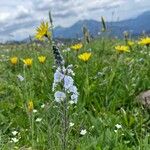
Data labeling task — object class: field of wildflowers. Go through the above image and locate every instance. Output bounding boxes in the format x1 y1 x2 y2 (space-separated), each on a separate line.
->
0 18 150 150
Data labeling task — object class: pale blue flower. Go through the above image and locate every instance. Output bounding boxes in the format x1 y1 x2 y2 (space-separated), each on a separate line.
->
54 91 66 102
64 75 74 90
54 69 64 83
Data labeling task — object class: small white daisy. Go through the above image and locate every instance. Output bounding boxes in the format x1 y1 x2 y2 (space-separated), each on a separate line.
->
41 104 45 108
35 118 42 122
69 122 74 127
91 126 94 129
80 129 87 135
11 137 19 143
33 109 38 113
12 131 18 136
115 124 122 129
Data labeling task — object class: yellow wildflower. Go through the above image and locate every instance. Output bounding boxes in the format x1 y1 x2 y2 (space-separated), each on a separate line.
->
23 58 33 67
127 41 134 46
35 21 51 41
10 57 18 65
38 56 46 63
28 100 34 112
78 52 91 62
115 45 130 53
138 37 150 46
71 43 83 51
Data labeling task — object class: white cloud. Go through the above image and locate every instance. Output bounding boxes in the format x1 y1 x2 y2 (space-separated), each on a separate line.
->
0 0 150 41
0 12 10 23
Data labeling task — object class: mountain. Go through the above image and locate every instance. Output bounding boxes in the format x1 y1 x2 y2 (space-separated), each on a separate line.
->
53 11 150 39
54 20 100 39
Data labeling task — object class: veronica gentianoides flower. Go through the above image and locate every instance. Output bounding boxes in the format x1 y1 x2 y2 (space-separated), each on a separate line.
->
38 56 46 63
10 57 18 65
71 43 83 51
115 45 130 53
23 58 33 67
54 91 66 103
78 52 92 62
35 21 51 41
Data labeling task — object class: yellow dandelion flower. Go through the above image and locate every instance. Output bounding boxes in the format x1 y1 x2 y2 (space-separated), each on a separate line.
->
10 57 18 65
71 43 83 51
78 52 91 62
115 45 130 53
138 37 150 46
28 100 34 112
127 41 134 46
38 56 46 63
35 21 51 41
23 58 33 67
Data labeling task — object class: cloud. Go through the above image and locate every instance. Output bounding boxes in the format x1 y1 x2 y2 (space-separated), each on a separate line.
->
0 0 150 41
0 12 10 23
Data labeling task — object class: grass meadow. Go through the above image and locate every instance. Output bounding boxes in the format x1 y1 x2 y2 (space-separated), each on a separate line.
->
0 23 150 150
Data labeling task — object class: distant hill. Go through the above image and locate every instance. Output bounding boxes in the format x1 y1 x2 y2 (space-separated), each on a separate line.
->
53 11 150 39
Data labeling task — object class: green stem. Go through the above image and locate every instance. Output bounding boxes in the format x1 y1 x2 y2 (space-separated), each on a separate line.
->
84 62 89 104
61 97 68 150
30 113 35 149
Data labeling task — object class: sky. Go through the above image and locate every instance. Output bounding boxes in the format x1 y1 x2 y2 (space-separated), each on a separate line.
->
0 0 150 42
